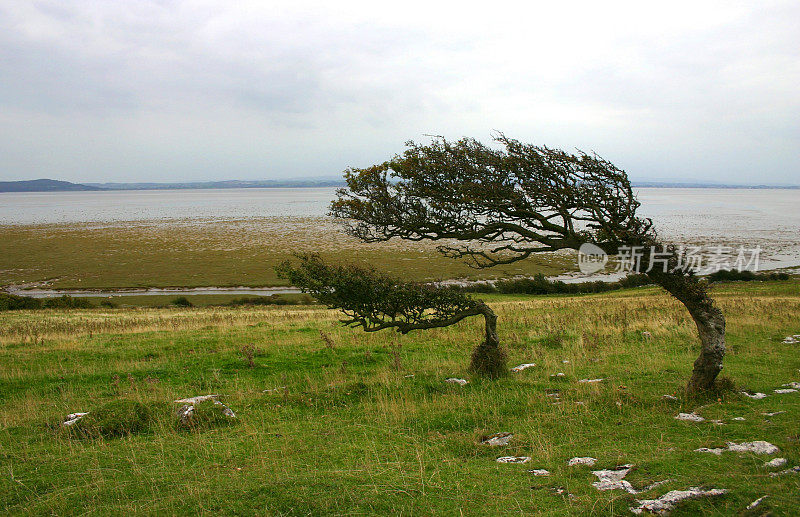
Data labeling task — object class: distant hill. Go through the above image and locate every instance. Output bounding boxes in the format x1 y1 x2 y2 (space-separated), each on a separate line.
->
85 178 346 190
0 179 104 193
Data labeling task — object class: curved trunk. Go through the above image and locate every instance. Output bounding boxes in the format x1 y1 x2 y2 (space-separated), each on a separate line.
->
468 302 507 378
648 271 726 393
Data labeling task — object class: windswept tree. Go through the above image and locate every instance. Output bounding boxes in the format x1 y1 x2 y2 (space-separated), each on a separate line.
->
276 253 507 377
330 135 726 393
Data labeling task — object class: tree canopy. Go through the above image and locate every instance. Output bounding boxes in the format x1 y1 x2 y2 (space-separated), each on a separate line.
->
329 134 727 393
276 253 506 377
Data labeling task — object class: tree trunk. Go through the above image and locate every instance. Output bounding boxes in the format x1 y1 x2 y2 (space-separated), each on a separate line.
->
468 302 507 378
648 270 726 393
685 304 726 393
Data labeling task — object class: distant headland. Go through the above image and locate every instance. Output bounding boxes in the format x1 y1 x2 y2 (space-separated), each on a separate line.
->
1 177 797 193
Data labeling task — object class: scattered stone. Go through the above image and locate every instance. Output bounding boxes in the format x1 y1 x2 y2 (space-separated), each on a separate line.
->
768 465 800 477
630 487 727 515
773 388 797 394
762 411 785 416
696 441 779 455
591 465 671 495
782 336 798 344
731 417 746 421
781 381 800 389
482 432 513 446
741 392 767 399
591 465 635 493
445 378 468 386
549 487 576 499
528 469 550 476
746 496 767 511
403 374 415 378
262 386 287 393
764 457 787 468
496 456 530 464
62 412 88 427
642 331 652 341
567 456 597 467
551 372 566 378
510 363 536 372
675 413 704 422
546 391 560 398
174 394 220 404
662 395 678 401
562 359 570 364
175 396 236 426
578 378 604 383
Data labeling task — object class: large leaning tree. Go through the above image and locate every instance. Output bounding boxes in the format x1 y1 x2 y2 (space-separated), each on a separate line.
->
276 253 507 377
330 134 726 393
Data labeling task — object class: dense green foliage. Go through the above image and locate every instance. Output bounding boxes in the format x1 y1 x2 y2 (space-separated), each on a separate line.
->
276 253 482 334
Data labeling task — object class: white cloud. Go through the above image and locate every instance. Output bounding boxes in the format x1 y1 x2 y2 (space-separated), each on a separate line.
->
0 0 798 183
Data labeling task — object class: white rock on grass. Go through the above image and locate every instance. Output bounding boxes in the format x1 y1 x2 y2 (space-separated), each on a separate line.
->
591 465 635 493
174 394 220 404
731 417 746 421
782 337 798 344
445 378 468 386
630 487 728 515
528 469 550 476
764 458 787 468
662 395 678 401
567 456 597 466
746 496 768 511
741 392 767 399
551 372 566 378
482 432 513 446
262 386 287 393
591 465 671 495
62 412 88 427
496 456 530 464
774 388 797 394
175 396 236 426
768 466 800 477
696 441 779 455
510 363 536 372
762 411 785 417
675 413 704 422
782 382 800 389
578 378 604 383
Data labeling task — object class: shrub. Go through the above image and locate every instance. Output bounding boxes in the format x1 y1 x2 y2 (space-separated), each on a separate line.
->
708 269 790 282
43 295 93 309
0 293 42 311
171 296 194 307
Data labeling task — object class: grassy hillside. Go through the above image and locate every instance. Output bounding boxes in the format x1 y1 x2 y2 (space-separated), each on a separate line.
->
1 281 799 514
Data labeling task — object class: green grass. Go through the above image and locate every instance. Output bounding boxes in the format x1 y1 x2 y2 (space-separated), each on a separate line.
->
1 281 799 514
0 217 573 289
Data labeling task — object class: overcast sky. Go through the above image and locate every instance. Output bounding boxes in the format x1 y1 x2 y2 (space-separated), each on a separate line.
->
1 1 798 184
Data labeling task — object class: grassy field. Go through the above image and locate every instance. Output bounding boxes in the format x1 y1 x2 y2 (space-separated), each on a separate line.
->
0 218 574 289
1 281 799 515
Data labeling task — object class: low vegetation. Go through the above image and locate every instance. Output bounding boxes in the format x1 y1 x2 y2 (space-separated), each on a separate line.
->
1 280 799 514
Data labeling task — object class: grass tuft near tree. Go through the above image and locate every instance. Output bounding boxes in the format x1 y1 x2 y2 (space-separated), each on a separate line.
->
331 134 727 393
276 253 507 378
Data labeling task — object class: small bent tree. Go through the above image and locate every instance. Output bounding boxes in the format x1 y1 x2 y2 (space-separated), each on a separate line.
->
330 135 726 393
276 253 507 378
